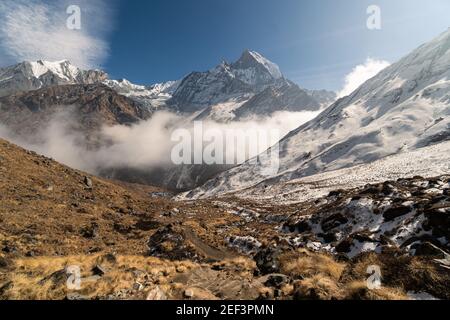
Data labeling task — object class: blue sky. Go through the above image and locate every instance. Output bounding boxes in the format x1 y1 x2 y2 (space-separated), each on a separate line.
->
1 0 450 91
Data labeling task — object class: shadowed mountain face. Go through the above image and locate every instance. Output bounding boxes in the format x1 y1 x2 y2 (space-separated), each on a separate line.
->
233 81 319 120
0 84 150 139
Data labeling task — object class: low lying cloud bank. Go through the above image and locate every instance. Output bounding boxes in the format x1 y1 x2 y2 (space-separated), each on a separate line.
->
0 109 320 178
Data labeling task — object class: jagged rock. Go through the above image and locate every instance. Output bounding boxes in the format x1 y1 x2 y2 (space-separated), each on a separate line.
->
2 243 17 254
258 287 275 300
133 282 144 291
183 287 218 300
414 242 448 258
80 222 98 239
254 247 282 275
321 213 349 232
84 176 93 188
39 269 67 286
383 206 411 221
294 220 311 233
66 293 90 301
184 288 194 298
227 236 262 255
382 183 396 195
423 209 450 239
147 224 197 260
92 265 107 276
264 274 290 288
0 282 13 296
335 238 353 254
0 256 10 269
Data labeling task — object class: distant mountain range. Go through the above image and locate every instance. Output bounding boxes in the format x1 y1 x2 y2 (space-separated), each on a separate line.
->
0 50 336 122
0 50 336 190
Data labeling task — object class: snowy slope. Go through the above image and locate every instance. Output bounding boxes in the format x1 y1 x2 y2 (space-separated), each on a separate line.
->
185 140 450 203
0 60 107 97
184 28 450 199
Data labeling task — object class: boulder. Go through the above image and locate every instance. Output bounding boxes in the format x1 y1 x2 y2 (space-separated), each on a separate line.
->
322 213 349 232
146 286 167 300
383 206 411 221
264 274 290 288
254 247 283 275
414 242 448 258
84 176 93 188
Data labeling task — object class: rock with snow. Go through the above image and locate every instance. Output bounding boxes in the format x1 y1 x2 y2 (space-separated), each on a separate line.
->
281 175 450 259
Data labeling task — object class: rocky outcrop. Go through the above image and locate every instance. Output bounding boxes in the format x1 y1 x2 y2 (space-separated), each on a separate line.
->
282 176 450 259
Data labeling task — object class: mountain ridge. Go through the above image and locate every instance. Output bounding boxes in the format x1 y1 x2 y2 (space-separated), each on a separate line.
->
0 51 336 121
0 60 107 97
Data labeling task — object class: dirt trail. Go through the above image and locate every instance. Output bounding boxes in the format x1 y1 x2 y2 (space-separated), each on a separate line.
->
183 228 236 261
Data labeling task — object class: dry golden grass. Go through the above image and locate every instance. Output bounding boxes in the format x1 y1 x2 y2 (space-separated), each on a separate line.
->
211 257 256 276
341 253 450 299
343 281 408 300
280 249 345 281
293 275 342 300
1 254 200 300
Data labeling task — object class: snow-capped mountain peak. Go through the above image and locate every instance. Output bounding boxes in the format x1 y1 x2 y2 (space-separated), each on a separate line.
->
28 60 79 80
168 50 290 113
234 50 283 79
0 60 107 97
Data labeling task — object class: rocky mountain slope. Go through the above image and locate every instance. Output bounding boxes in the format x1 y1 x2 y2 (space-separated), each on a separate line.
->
168 50 285 113
0 83 150 142
0 138 448 300
233 80 320 120
0 60 107 97
186 28 450 199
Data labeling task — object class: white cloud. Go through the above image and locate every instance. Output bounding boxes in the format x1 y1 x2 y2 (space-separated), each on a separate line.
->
0 109 320 173
0 0 114 69
338 58 390 98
